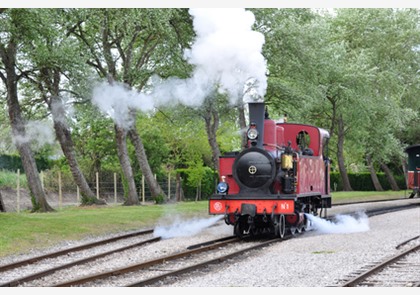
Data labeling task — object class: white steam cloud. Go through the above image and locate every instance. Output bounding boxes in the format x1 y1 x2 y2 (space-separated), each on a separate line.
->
154 8 267 106
153 215 224 239
91 8 267 128
305 211 370 234
92 82 155 130
13 121 55 151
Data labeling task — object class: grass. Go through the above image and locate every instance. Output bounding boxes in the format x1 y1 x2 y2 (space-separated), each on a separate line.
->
0 190 408 258
0 169 28 190
0 201 208 258
331 190 409 202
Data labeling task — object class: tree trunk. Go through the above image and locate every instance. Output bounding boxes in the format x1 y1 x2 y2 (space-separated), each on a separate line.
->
401 158 408 189
204 107 221 172
1 40 53 212
337 116 352 191
0 191 5 212
175 173 184 202
39 65 105 206
128 127 166 200
51 100 105 205
366 154 384 191
380 162 400 191
115 124 139 205
195 180 201 202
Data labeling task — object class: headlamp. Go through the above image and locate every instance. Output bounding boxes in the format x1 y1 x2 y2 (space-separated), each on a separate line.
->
247 128 258 140
217 181 229 194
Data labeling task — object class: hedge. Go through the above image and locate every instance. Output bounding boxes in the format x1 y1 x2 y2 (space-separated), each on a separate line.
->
0 154 52 172
330 172 406 191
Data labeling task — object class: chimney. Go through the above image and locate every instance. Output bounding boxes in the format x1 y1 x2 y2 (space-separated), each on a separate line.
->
248 102 265 148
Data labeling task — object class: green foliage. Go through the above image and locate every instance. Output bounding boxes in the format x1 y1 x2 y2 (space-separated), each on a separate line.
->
0 155 23 172
80 196 99 206
137 107 213 173
178 166 217 200
154 194 165 204
30 194 41 212
0 170 28 189
40 165 81 195
70 103 119 178
330 172 406 191
1 8 419 202
255 8 420 181
0 154 53 173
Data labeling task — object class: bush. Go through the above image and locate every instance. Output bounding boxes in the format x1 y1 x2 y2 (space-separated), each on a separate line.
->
0 169 28 189
0 154 53 172
330 172 406 191
178 167 217 200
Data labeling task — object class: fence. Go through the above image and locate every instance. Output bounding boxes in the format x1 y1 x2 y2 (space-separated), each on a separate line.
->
6 169 191 212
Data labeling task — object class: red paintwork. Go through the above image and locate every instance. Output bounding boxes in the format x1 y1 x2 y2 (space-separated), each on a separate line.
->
209 199 295 215
407 171 420 189
212 117 330 218
219 156 239 194
263 120 277 151
295 155 328 194
277 123 322 156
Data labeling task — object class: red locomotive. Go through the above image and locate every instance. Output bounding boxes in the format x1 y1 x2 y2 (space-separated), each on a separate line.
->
209 102 332 238
405 144 420 198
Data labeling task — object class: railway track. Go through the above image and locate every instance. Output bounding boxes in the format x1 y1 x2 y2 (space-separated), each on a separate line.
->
337 236 420 287
54 235 281 287
0 228 157 287
1 198 418 287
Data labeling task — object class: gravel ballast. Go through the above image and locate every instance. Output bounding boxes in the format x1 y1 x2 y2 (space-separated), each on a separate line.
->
0 199 419 287
166 205 420 287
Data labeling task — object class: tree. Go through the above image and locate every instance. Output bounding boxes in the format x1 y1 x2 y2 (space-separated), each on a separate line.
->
366 154 384 191
0 9 53 212
331 8 420 189
256 9 363 190
21 9 105 205
68 8 193 204
255 8 420 191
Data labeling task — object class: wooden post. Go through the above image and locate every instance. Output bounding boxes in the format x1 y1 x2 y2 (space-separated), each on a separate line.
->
96 172 99 199
58 171 62 209
76 186 80 203
114 172 117 204
17 169 20 213
142 175 145 203
40 171 44 189
168 172 171 200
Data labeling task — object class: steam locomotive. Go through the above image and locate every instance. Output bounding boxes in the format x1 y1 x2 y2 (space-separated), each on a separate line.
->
405 144 420 198
209 101 332 238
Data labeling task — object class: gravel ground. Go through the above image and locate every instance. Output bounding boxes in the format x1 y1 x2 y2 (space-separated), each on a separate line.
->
1 198 419 289
166 203 420 287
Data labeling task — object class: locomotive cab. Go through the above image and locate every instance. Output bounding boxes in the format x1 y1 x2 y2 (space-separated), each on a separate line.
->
405 144 420 198
209 101 332 238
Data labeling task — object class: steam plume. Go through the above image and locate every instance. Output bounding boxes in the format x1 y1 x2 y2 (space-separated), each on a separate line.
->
156 8 267 106
91 9 267 128
305 211 370 234
153 215 224 239
13 121 55 151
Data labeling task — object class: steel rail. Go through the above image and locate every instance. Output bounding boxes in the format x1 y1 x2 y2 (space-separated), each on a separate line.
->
341 243 420 287
0 236 161 287
54 236 241 287
0 228 154 272
126 238 281 287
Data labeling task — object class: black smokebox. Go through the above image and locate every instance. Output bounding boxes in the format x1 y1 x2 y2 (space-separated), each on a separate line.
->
248 102 265 148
